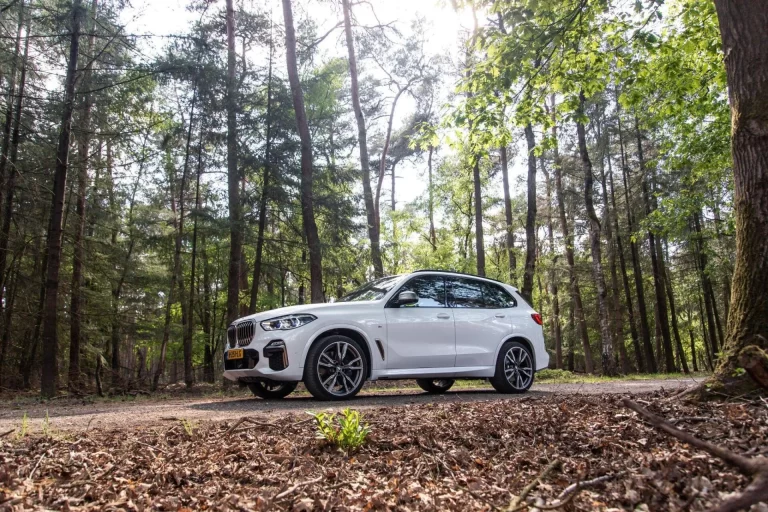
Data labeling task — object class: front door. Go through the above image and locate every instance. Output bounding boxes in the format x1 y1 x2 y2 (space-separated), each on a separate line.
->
384 275 456 369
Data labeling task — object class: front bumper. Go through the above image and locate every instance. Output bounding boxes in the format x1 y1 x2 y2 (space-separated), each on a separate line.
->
223 327 308 382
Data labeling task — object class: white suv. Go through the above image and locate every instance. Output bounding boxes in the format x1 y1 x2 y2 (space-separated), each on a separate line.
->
223 270 549 400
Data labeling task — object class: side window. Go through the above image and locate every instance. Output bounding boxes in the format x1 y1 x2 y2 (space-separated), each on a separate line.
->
482 282 517 308
392 276 447 308
447 278 484 308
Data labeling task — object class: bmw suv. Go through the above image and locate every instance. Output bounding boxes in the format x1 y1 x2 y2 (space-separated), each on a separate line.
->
223 270 549 400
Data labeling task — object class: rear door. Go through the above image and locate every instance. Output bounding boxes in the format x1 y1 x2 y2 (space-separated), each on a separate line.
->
449 277 517 367
384 275 456 369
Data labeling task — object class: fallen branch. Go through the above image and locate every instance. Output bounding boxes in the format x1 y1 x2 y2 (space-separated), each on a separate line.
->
623 398 768 512
29 453 45 478
0 428 14 438
536 471 627 510
506 459 561 511
225 417 277 435
274 475 323 500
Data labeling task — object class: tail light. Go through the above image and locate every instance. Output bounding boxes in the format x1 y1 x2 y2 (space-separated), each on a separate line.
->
531 313 543 326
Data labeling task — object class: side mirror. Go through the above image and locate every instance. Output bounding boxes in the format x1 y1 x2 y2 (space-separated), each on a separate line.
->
397 291 419 306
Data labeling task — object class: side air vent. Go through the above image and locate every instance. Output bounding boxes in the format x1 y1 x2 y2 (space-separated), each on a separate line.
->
375 339 385 360
236 321 255 347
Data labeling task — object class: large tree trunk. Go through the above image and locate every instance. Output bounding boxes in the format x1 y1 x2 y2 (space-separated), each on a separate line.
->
542 161 562 369
661 244 689 373
635 119 676 373
521 124 537 302
282 0 323 303
500 145 516 282
249 39 274 314
185 123 204 389
617 110 656 373
225 0 242 324
428 145 437 250
708 1 768 390
342 0 382 277
69 0 97 389
40 0 83 397
577 93 615 376
473 158 485 277
551 99 594 374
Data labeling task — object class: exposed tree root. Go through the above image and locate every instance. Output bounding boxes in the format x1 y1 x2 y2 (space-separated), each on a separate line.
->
623 398 768 512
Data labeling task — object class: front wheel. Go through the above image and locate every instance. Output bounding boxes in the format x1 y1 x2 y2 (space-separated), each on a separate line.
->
491 341 534 394
304 335 368 401
416 378 455 394
248 380 298 399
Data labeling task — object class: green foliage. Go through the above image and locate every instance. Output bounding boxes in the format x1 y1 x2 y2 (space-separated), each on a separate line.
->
180 418 198 437
17 412 29 439
309 409 370 454
536 369 576 381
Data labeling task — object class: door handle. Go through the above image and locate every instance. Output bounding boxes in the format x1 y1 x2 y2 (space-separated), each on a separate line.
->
437 313 451 319
495 314 506 318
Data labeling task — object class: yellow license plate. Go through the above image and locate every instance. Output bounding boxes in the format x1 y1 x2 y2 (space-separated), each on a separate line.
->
227 348 244 360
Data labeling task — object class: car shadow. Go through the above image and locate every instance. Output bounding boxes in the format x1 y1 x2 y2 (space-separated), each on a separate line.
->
188 388 551 413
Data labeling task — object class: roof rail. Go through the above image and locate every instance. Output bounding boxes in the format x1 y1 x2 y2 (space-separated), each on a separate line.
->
412 269 510 286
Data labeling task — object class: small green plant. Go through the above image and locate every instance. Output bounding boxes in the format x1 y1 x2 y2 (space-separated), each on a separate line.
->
309 408 370 454
180 418 198 437
41 410 51 437
16 412 29 439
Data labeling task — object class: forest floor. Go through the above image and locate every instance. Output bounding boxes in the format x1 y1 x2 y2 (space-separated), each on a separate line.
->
0 377 703 432
1 381 766 511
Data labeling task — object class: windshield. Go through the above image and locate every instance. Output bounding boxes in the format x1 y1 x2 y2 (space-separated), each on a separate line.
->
338 276 401 302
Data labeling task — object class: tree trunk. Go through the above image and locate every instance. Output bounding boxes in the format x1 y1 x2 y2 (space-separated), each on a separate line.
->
521 124 537 302
473 158 485 277
249 37 274 315
617 111 656 373
551 98 594 373
40 0 83 397
542 161 562 369
0 0 24 316
283 0 323 303
342 0 382 277
428 145 437 250
225 0 242 324
709 1 768 389
577 93 615 376
69 0 97 389
185 124 204 389
500 145 516 282
661 251 689 373
635 119 676 373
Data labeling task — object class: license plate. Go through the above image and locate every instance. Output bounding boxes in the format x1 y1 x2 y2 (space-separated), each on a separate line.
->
227 348 244 360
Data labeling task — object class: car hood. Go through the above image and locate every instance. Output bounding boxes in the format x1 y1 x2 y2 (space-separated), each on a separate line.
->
233 301 370 325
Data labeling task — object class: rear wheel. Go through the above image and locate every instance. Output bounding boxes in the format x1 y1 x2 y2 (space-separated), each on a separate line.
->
304 335 368 401
416 378 455 394
248 379 298 399
491 341 534 394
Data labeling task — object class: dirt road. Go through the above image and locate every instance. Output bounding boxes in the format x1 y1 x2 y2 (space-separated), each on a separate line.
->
0 377 700 433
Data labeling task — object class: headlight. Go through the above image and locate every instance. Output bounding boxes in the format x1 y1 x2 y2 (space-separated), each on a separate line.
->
260 314 316 331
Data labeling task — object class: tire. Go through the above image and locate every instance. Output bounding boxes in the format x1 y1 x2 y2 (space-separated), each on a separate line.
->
304 335 368 401
491 341 535 394
416 378 455 394
248 380 298 399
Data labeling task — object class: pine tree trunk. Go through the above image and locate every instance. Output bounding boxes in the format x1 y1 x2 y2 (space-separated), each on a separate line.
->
282 0 323 303
521 124 537 302
542 161 562 369
617 103 655 373
473 158 485 277
69 0 97 389
342 0 382 277
709 1 768 389
428 145 437 250
662 251 689 373
41 0 83 397
185 123 204 389
500 145 516 282
577 93 615 376
225 0 242 323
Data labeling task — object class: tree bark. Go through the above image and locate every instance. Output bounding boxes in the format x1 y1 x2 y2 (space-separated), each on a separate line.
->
473 157 485 277
542 160 562 369
225 0 242 324
635 118 676 373
282 0 323 303
500 145 516 282
428 145 437 250
661 248 689 373
185 124 204 389
710 1 768 388
342 0 382 277
69 0 98 389
521 124 537 302
40 0 83 397
577 93 615 376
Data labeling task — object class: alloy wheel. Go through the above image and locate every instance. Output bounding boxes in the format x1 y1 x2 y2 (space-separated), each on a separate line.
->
504 346 533 390
316 341 364 397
